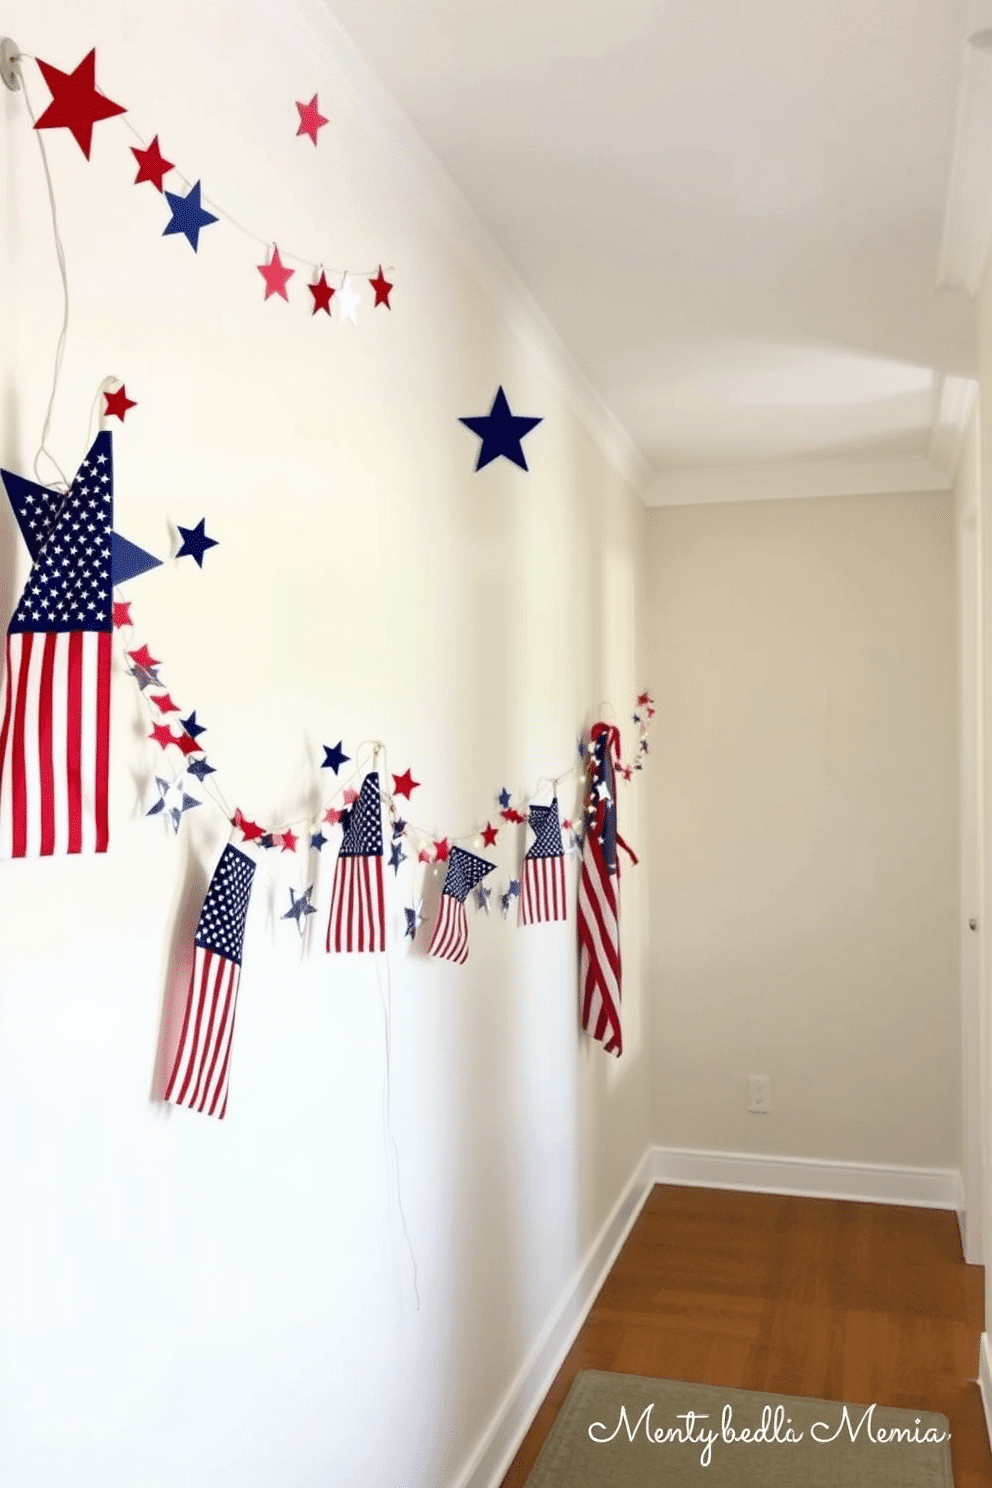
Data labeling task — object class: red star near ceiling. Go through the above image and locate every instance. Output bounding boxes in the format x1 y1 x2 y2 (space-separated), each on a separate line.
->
258 244 295 301
392 768 420 799
234 809 266 843
34 48 126 159
128 644 160 669
112 601 132 628
369 266 394 308
434 838 450 862
104 385 137 422
296 93 329 145
131 134 174 191
150 692 179 714
149 723 175 749
308 270 335 315
480 822 499 847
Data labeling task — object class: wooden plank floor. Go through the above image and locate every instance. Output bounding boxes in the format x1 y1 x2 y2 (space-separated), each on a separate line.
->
499 1185 992 1487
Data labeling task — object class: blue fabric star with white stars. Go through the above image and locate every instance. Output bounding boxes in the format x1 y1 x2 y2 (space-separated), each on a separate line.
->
321 741 350 774
282 885 318 935
497 786 512 809
389 840 406 874
459 386 543 471
162 180 218 251
175 519 218 567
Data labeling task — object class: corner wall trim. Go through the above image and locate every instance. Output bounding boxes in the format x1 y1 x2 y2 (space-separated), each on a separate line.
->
649 1145 965 1211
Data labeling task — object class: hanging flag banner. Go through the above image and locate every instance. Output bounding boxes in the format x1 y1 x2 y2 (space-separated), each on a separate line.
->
519 796 567 925
326 770 386 952
164 841 255 1119
428 846 496 965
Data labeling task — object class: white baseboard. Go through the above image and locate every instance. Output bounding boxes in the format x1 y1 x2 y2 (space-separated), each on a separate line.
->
448 1144 657 1488
451 1144 967 1488
978 1334 992 1450
649 1145 965 1212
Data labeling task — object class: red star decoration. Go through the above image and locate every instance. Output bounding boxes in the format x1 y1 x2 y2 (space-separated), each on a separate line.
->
131 134 173 191
323 807 343 825
308 270 335 316
104 385 137 422
128 644 160 668
418 848 433 864
392 768 420 799
150 692 179 714
501 808 527 824
34 49 126 159
621 765 634 782
234 809 266 843
258 244 295 301
150 723 175 749
296 93 329 145
343 787 359 805
112 601 132 628
369 265 393 308
434 838 450 862
274 829 298 852
480 822 499 847
637 691 651 707
176 732 203 757
646 705 655 717
562 818 573 831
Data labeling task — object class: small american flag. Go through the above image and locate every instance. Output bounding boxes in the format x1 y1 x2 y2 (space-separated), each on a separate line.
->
0 432 114 857
165 842 255 1119
428 846 495 964
520 796 567 925
327 771 386 951
578 722 637 1055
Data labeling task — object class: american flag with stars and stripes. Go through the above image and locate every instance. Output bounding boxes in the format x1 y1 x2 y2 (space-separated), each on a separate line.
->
577 722 637 1056
520 796 567 925
0 431 114 858
327 771 386 951
428 845 496 964
165 842 256 1119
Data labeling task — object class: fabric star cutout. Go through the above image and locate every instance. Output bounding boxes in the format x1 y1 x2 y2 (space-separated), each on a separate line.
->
259 834 276 849
186 757 216 782
112 600 132 628
646 705 655 718
620 765 633 782
104 385 136 422
258 244 295 301
577 737 586 759
475 884 492 914
168 790 201 833
336 273 360 324
392 818 407 837
275 829 298 853
392 768 420 799
343 787 359 806
508 878 522 899
500 891 512 918
389 841 406 875
162 180 218 251
417 848 432 864
128 644 160 669
234 809 265 842
310 830 327 852
497 787 512 809
175 518 218 567
404 902 424 939
639 739 649 753
150 723 177 749
34 48 126 159
131 134 173 191
296 93 329 144
180 711 206 739
459 386 543 472
129 662 161 690
433 838 450 863
321 741 349 774
146 777 170 819
283 885 318 934
323 807 343 825
369 265 393 308
632 713 641 725
637 691 651 707
501 808 526 824
480 821 499 848
176 731 204 757
309 271 335 316
150 692 179 714
562 818 573 831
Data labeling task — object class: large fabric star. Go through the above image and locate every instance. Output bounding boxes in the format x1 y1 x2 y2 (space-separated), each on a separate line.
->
389 841 406 875
258 245 295 301
34 49 126 159
283 885 318 934
175 518 218 567
392 768 420 799
459 386 543 471
296 94 329 144
131 135 173 191
321 741 350 774
163 181 218 251
369 266 393 308
104 385 136 421
309 271 335 316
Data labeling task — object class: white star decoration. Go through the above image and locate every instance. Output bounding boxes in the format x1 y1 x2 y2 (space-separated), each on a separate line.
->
336 272 360 324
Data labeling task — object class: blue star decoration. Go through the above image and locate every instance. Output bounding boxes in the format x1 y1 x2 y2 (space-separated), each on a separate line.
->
508 878 522 899
283 885 318 935
497 786 512 809
475 884 492 914
175 519 219 567
186 756 216 782
392 818 407 838
321 741 350 774
181 711 206 739
459 386 543 471
259 834 275 849
404 905 419 939
500 891 512 918
389 840 406 875
163 180 218 251
310 830 328 852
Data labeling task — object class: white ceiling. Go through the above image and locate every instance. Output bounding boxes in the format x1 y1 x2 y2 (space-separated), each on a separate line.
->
325 0 980 499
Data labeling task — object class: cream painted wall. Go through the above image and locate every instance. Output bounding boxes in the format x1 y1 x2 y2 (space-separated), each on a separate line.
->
647 493 959 1165
0 4 651 1486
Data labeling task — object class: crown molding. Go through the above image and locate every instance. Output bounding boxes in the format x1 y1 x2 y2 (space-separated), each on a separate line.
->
929 373 979 479
938 28 992 295
255 0 651 497
646 453 952 508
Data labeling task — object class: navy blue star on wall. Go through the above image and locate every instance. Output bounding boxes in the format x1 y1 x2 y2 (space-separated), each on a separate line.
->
175 519 219 567
163 181 218 251
459 386 543 471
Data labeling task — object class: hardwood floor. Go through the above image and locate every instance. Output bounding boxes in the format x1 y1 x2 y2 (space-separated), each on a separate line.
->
499 1185 992 1487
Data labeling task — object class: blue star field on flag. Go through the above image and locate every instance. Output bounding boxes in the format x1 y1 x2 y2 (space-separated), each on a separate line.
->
525 801 565 860
442 846 495 904
163 180 218 250
195 844 254 964
459 386 543 471
339 772 383 857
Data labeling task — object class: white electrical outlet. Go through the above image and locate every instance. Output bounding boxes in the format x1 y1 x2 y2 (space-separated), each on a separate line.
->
748 1075 771 1113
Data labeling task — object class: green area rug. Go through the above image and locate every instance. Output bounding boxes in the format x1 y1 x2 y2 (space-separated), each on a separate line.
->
524 1370 953 1486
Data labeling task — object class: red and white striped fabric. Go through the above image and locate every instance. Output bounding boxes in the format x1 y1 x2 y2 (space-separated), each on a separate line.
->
519 797 567 925
327 771 386 952
165 843 255 1120
427 845 496 965
578 722 638 1056
0 630 112 857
